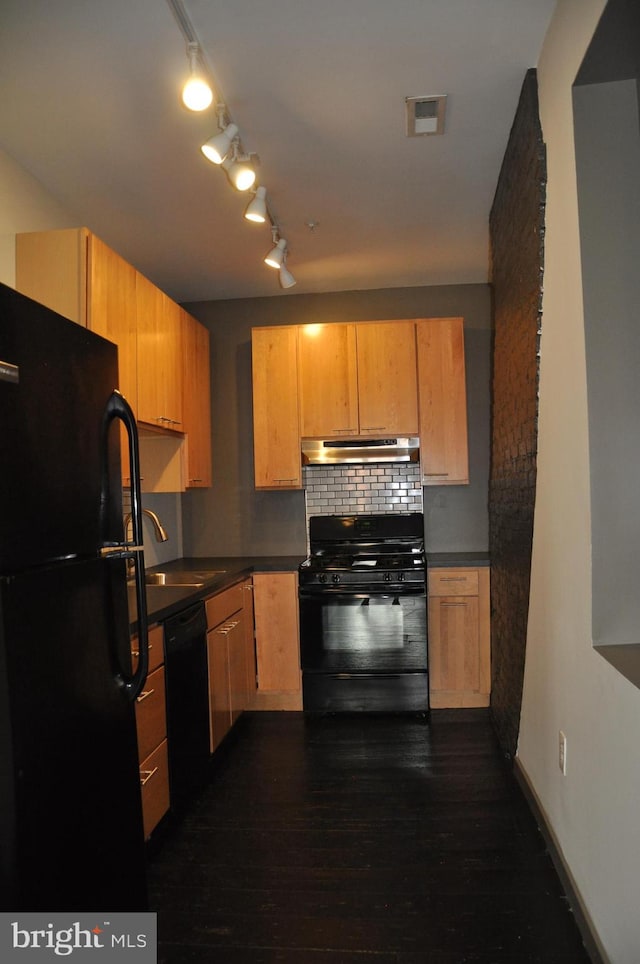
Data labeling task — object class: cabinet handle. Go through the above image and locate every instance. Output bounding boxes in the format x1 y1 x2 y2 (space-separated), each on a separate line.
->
442 602 467 607
361 426 386 432
440 576 467 582
131 643 153 659
274 478 297 483
140 766 158 787
424 472 450 477
136 687 155 703
190 478 203 483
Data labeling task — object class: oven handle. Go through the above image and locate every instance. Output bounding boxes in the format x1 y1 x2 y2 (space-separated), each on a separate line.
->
298 587 426 599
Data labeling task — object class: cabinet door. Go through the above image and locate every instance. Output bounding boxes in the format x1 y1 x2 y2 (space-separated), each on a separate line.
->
207 623 232 752
160 294 184 430
416 318 469 484
16 227 88 326
251 327 302 489
356 321 419 435
182 310 212 487
428 567 490 708
227 617 246 725
242 581 257 707
253 572 301 694
135 272 163 427
298 323 359 437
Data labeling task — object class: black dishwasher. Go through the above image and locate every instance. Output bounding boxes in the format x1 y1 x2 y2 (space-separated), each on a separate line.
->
164 602 210 809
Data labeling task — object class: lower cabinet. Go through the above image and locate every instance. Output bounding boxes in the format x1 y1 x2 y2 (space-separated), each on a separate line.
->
427 567 491 708
205 580 250 751
132 623 170 839
252 571 302 710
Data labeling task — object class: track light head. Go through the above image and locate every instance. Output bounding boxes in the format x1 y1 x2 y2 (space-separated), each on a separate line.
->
279 263 296 288
265 237 287 269
201 122 239 164
227 154 257 192
244 186 268 223
182 42 213 112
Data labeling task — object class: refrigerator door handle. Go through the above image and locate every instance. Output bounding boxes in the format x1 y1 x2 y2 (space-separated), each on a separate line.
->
102 390 149 701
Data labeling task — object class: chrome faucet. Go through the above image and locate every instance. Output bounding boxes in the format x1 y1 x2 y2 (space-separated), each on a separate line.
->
124 508 169 546
124 509 169 577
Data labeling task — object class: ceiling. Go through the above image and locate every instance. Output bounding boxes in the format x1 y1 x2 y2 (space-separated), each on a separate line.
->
0 0 556 303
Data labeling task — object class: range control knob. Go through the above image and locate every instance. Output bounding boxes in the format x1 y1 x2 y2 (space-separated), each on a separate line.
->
383 571 392 582
332 573 341 584
398 572 405 582
318 573 328 584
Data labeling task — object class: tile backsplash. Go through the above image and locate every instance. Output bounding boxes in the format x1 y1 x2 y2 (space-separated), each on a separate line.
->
304 462 423 517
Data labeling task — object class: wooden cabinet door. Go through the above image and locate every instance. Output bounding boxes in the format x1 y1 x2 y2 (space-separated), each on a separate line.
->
160 294 184 430
135 271 163 427
416 317 469 484
356 321 419 435
251 327 302 489
207 623 232 752
428 567 490 708
253 572 301 694
88 234 138 484
227 617 246 725
242 581 257 707
298 323 359 437
16 227 88 326
182 310 212 487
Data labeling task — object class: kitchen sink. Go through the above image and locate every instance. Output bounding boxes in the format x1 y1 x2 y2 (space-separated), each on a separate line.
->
132 570 225 588
146 570 225 587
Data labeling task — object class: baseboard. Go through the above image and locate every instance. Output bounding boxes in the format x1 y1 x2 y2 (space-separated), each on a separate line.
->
513 758 609 964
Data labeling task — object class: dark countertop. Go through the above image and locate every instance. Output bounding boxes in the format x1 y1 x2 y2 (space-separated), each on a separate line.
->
426 551 490 568
129 555 305 632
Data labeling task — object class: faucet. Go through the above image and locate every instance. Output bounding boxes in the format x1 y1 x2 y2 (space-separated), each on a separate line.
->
124 508 169 545
124 509 169 576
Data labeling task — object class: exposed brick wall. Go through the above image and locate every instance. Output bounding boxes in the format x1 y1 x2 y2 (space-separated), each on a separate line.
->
489 69 546 758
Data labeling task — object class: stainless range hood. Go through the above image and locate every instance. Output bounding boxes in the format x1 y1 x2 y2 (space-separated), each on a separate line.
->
302 437 420 466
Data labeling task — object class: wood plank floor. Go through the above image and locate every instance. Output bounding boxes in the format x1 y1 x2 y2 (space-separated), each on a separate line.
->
147 709 591 963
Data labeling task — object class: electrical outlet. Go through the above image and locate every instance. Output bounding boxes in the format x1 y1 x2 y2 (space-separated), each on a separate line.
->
559 730 567 775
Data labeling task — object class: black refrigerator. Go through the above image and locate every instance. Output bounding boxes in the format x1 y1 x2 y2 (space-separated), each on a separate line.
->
0 282 150 911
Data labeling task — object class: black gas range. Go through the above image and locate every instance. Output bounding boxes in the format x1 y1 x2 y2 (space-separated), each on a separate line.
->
298 513 429 715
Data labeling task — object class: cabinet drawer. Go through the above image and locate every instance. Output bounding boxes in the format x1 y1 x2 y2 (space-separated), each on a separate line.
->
139 739 169 839
135 665 166 762
428 569 479 597
206 581 244 630
131 623 164 674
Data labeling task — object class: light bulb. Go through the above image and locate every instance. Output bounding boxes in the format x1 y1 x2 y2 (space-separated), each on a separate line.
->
244 186 267 223
229 157 256 191
182 77 213 112
201 123 239 165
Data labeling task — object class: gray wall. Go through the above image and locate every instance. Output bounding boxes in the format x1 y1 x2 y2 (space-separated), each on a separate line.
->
181 283 492 558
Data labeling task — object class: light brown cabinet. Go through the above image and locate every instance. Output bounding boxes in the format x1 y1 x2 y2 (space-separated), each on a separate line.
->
251 326 302 489
131 623 169 839
427 567 490 708
205 580 250 751
252 571 301 709
182 309 212 487
416 317 469 485
15 227 212 492
297 321 418 437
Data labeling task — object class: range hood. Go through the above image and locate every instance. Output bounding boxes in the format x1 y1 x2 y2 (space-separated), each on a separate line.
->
302 437 420 466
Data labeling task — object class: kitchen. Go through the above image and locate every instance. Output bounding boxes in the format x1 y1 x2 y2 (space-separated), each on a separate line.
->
1 1 640 962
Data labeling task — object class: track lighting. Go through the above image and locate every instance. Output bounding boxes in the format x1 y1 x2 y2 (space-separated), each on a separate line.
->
201 121 239 165
244 186 268 223
182 42 213 111
265 237 287 269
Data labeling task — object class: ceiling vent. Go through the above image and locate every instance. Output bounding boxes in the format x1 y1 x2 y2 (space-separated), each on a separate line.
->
405 94 447 136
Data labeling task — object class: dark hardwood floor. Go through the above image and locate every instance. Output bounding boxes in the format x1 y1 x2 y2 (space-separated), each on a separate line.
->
147 709 591 963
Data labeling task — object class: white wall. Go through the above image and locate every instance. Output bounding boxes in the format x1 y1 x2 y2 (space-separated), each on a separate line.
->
518 2 640 961
0 147 78 286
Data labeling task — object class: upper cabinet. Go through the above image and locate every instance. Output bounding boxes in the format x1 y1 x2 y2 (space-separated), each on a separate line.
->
16 227 212 491
252 317 469 490
416 317 469 485
355 321 419 436
182 309 212 488
297 321 418 437
298 323 359 436
135 277 183 432
251 326 302 490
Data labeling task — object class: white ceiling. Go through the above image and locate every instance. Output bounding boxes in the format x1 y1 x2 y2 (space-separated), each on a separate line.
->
0 0 556 303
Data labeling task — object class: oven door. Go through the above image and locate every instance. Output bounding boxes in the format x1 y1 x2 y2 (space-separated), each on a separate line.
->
299 586 428 675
